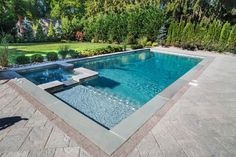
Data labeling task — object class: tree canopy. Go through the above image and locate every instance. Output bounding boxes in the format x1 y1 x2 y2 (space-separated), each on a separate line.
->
0 0 235 52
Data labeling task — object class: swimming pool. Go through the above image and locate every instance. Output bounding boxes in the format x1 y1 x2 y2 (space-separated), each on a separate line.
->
20 49 201 129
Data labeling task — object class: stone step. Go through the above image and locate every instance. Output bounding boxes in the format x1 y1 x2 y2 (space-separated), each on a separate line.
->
72 67 98 83
54 85 138 129
38 81 64 93
57 63 74 69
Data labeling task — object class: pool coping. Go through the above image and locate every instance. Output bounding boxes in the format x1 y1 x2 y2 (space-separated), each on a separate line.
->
3 48 214 156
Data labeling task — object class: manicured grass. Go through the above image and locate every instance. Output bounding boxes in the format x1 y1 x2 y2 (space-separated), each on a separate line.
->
0 42 121 64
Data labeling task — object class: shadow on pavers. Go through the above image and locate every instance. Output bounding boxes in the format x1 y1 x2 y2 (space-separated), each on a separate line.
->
0 116 28 130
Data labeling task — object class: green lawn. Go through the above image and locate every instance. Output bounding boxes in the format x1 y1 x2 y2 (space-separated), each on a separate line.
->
0 42 120 64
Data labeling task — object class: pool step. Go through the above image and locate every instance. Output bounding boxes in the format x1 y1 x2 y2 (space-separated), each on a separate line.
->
38 81 64 93
57 63 74 69
72 67 98 83
86 85 140 109
54 85 139 128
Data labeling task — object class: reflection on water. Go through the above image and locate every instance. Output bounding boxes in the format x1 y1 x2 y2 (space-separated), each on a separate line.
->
21 68 74 85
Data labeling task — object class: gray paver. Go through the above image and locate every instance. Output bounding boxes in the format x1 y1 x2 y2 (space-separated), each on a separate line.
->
215 136 236 155
24 110 47 127
20 126 53 150
137 133 163 157
0 127 31 152
54 147 80 157
79 149 91 157
1 150 29 157
28 148 55 157
127 148 140 157
45 128 70 148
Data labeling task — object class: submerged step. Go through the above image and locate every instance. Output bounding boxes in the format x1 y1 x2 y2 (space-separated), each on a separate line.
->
38 81 64 93
63 79 79 86
54 85 138 129
72 67 98 83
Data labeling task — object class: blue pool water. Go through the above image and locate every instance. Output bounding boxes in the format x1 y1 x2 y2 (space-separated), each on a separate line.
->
20 50 201 129
21 67 75 85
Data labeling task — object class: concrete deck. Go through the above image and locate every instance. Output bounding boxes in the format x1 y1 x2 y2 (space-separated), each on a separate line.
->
0 47 236 157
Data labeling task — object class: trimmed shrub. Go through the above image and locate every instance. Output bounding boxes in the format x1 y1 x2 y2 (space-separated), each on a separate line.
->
75 31 84 41
81 50 96 57
137 37 148 47
46 52 58 61
182 44 197 51
58 45 69 59
107 46 115 52
181 22 194 45
69 50 80 58
113 46 123 52
152 42 158 47
131 44 144 49
219 22 231 51
0 37 9 67
96 48 108 54
31 54 44 63
227 25 236 50
91 39 96 43
157 25 167 45
48 22 56 41
166 21 174 45
146 41 153 47
81 46 124 57
36 21 47 42
2 34 14 43
16 56 31 65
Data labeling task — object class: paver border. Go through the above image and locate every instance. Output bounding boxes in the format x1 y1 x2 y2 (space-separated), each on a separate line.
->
1 48 214 156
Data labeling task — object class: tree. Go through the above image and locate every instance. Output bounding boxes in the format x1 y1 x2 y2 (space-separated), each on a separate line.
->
54 20 62 40
194 22 206 47
212 20 222 44
50 3 61 19
48 22 55 40
177 19 185 44
192 0 202 21
181 22 193 45
171 21 179 45
61 16 72 39
107 13 128 43
142 6 165 41
35 21 46 42
166 21 174 45
71 17 80 32
17 17 34 42
157 25 167 45
203 22 216 48
227 25 236 50
219 22 231 50
0 36 9 67
50 0 86 19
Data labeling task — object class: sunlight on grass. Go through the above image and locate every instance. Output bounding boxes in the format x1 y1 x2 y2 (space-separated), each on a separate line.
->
1 42 120 64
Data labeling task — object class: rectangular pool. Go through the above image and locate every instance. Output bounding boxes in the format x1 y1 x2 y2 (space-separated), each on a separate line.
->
20 49 202 129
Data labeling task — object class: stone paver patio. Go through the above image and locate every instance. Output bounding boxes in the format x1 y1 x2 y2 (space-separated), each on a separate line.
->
0 81 91 157
0 47 236 157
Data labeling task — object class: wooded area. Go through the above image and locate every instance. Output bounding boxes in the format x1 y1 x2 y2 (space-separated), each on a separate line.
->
0 0 236 52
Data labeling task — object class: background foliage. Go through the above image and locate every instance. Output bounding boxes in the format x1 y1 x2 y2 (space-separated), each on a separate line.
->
0 0 236 53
